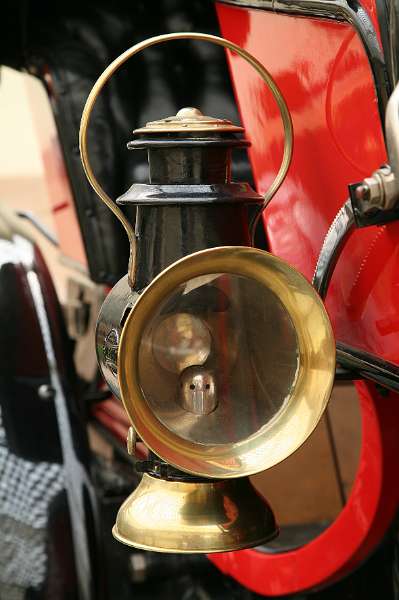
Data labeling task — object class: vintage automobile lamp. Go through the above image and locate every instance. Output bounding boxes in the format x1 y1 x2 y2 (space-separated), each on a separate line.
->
80 33 336 553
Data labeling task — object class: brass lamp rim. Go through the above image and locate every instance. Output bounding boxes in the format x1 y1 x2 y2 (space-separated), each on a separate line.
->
112 526 273 554
112 524 279 554
118 246 336 479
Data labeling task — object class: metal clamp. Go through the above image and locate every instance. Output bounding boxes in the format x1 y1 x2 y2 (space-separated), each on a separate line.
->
315 79 399 294
350 80 399 226
79 32 293 287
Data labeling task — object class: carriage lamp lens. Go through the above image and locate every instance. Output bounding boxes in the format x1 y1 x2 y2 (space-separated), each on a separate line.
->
138 272 300 446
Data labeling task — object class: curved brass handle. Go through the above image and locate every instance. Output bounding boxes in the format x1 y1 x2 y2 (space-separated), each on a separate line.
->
79 32 293 287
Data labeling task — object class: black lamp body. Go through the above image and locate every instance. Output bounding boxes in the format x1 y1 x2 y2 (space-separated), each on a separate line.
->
96 116 262 402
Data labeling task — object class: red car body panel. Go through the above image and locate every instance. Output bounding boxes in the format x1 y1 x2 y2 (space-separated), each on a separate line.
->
211 2 399 595
215 3 398 363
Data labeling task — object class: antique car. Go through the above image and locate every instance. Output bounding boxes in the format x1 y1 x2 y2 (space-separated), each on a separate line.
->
0 1 399 598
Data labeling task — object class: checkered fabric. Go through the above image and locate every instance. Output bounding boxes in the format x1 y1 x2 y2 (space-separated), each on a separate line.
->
0 405 65 597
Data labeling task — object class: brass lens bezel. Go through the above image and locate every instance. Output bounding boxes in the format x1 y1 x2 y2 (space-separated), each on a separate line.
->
118 246 335 479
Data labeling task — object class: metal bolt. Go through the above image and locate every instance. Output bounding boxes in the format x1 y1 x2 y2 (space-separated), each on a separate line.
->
38 384 55 400
355 184 370 202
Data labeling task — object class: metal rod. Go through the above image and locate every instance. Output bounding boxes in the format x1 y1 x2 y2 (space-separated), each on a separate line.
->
312 199 355 299
337 343 399 393
311 203 399 390
17 211 59 246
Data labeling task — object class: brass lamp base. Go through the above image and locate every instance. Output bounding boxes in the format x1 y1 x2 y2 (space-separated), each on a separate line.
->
113 473 278 553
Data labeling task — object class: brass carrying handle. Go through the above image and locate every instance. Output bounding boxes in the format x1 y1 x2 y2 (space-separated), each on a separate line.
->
79 32 293 287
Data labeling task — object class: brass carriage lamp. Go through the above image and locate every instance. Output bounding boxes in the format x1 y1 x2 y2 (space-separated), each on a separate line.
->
80 33 336 553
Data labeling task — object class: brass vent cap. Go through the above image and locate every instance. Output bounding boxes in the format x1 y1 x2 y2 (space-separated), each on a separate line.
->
133 107 244 134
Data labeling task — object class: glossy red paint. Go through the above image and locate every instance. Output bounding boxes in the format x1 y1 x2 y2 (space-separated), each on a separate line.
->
215 3 399 364
213 2 399 594
210 382 399 595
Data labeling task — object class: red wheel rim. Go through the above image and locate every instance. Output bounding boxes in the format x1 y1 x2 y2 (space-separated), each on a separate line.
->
209 382 399 596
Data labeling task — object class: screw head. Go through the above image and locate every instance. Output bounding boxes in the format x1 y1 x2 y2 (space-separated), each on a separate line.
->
355 184 370 202
38 384 55 400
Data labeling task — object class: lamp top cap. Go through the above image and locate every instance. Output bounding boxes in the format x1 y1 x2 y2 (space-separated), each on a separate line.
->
133 107 244 134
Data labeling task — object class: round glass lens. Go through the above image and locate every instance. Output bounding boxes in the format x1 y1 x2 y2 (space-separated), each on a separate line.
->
138 273 299 446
